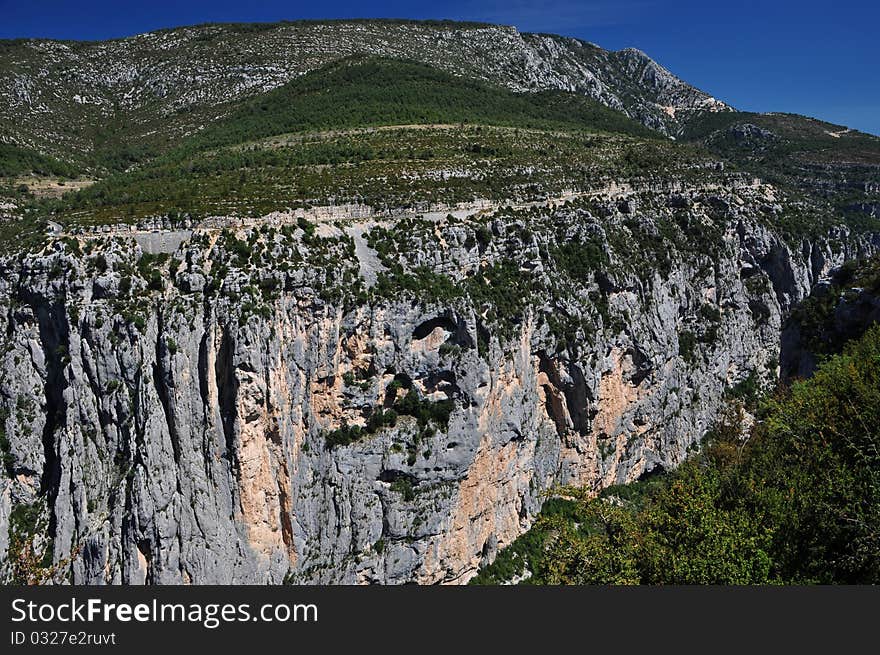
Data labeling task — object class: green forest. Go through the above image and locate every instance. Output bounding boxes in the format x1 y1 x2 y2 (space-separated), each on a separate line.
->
181 56 658 152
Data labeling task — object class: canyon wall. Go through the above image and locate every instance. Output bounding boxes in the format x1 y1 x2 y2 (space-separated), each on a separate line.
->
1 183 877 584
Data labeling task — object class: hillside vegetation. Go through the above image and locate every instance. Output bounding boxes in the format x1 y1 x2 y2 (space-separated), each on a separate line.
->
0 143 79 179
1 45 877 243
183 57 658 152
22 58 695 227
680 111 880 232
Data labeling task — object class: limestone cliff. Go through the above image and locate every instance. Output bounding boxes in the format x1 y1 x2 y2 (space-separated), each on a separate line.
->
0 182 877 584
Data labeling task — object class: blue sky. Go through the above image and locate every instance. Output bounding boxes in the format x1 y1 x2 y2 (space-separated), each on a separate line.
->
1 0 877 135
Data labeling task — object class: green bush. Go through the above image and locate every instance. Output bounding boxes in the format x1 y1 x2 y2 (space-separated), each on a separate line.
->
393 389 454 429
678 329 697 364
390 478 416 501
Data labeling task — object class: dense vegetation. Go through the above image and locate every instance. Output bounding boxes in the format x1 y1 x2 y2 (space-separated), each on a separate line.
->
179 57 657 152
474 325 880 584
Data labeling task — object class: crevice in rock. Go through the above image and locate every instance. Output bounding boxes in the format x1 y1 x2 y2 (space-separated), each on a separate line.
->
627 345 653 386
153 310 180 464
215 326 238 465
197 330 210 412
378 469 418 485
35 302 70 547
562 362 592 435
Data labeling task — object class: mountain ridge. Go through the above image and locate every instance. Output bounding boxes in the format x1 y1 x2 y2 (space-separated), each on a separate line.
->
0 18 729 166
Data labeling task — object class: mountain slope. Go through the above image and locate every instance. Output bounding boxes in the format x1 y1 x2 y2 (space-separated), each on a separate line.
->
681 111 880 233
32 56 682 225
0 19 728 167
180 56 659 151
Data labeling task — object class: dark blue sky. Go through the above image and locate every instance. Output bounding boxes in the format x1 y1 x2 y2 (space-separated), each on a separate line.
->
1 0 877 135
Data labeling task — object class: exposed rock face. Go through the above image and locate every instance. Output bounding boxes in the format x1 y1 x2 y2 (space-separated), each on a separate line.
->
0 184 877 585
730 123 779 144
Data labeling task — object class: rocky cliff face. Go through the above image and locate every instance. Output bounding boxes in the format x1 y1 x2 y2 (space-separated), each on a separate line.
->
1 180 876 584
